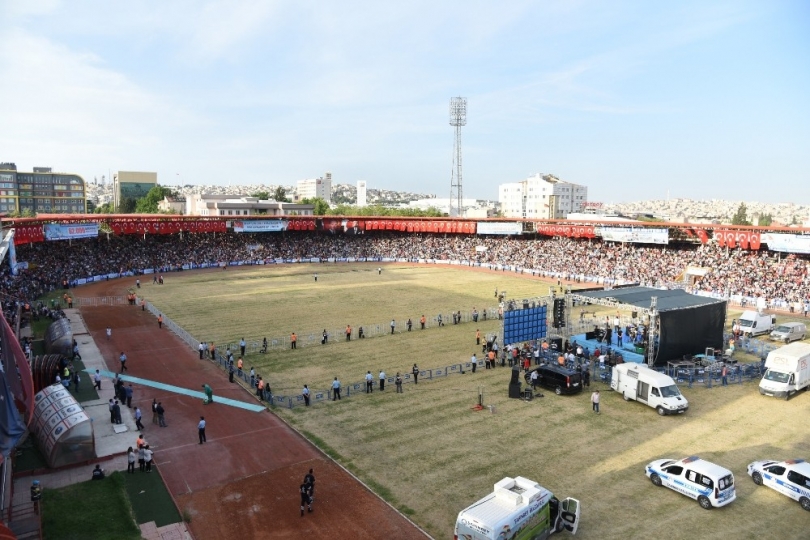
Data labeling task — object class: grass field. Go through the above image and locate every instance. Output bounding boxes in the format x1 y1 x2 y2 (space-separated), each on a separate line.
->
42 472 141 540
141 264 810 540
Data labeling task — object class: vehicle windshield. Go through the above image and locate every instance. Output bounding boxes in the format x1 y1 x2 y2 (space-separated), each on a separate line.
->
763 369 790 383
660 385 681 398
739 319 754 328
773 325 791 333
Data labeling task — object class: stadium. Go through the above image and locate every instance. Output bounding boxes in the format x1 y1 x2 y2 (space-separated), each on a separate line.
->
2 214 810 539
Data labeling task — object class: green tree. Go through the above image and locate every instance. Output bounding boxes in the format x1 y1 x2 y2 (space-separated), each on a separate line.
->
301 197 330 215
273 187 291 203
731 203 751 226
117 198 137 213
95 202 115 214
135 186 175 213
757 214 772 226
251 191 270 200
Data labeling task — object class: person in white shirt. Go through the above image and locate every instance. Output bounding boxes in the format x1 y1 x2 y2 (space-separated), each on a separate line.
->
365 371 373 393
302 385 311 406
379 370 386 391
470 354 477 373
198 416 206 443
331 378 341 400
591 390 601 413
106 327 112 340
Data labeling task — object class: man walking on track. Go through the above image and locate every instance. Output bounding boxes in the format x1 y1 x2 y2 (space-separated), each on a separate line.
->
300 480 313 516
157 314 163 329
119 351 128 372
198 416 206 444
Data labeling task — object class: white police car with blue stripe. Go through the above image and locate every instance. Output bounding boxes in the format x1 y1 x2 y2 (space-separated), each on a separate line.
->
747 459 810 511
645 456 736 509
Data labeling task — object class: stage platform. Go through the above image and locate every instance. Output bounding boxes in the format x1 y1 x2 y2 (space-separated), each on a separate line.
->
570 333 647 364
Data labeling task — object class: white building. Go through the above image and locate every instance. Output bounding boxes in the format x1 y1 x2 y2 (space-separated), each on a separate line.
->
185 194 314 217
406 198 483 216
498 173 587 219
296 172 332 202
357 180 367 207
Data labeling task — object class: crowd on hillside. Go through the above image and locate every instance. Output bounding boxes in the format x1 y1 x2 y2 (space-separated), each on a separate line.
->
1 232 808 313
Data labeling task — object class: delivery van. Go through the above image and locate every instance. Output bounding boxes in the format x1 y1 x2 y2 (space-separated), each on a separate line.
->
769 322 807 344
454 476 580 540
759 342 810 400
610 363 688 415
738 310 775 337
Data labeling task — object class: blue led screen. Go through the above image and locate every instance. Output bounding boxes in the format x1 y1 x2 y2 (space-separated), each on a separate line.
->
502 305 548 345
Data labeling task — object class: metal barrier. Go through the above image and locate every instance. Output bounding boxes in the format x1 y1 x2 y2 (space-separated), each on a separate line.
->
73 296 129 307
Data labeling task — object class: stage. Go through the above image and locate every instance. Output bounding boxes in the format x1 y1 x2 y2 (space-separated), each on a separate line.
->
570 333 647 364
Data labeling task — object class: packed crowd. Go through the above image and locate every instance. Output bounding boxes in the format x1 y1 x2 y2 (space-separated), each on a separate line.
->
0 232 808 310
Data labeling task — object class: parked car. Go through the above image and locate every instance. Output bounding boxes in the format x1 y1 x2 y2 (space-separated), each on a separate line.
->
523 364 583 395
747 459 810 511
645 456 736 509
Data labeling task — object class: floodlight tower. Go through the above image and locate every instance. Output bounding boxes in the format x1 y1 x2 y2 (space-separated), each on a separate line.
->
449 97 467 217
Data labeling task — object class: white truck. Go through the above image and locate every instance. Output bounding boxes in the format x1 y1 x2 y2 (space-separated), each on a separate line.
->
454 476 580 540
611 363 689 415
738 310 775 337
759 342 810 400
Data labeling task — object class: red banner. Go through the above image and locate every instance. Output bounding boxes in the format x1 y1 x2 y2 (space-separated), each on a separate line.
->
714 230 760 250
13 225 45 245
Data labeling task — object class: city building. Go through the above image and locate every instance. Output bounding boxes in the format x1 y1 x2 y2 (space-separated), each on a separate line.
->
0 163 87 214
498 173 587 219
113 171 157 210
185 194 315 217
296 172 332 202
157 195 186 214
357 180 367 207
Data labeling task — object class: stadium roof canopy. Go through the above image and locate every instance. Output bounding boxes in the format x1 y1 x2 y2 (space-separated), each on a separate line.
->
576 286 725 311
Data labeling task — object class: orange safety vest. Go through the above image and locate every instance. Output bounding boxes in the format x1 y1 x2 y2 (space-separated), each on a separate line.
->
158 315 163 323
476 330 480 339
237 359 243 369
291 333 297 342
420 316 426 324
258 380 264 390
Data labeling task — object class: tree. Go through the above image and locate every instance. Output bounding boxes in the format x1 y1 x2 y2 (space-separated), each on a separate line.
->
757 214 772 226
731 203 751 226
301 197 330 215
117 198 137 214
95 202 115 214
251 191 270 200
135 186 175 213
273 187 291 203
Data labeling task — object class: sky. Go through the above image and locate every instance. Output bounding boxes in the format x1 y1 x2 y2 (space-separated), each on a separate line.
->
0 1 808 204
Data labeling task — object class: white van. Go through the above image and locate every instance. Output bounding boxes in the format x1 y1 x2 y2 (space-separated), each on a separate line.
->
738 310 775 337
610 363 688 415
645 456 736 509
769 322 807 344
454 476 581 540
759 342 810 400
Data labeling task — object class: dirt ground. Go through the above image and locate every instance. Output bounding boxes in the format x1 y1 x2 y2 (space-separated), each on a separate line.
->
78 276 428 540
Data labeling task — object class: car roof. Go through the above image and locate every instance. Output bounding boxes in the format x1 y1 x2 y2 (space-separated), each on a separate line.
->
781 459 810 475
536 364 579 376
674 456 732 477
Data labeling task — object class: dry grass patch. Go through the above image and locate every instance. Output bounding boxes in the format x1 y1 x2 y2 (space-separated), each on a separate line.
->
143 264 810 540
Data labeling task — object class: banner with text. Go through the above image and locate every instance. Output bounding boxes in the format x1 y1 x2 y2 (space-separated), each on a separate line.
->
476 222 522 235
598 227 669 244
233 220 288 233
44 223 99 241
761 233 810 254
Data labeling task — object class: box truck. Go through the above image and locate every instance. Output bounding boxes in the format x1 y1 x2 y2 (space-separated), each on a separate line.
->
454 476 580 540
759 342 810 400
611 363 689 415
738 310 775 337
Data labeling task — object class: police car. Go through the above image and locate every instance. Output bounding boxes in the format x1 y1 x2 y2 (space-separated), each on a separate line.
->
645 456 736 509
747 459 810 511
